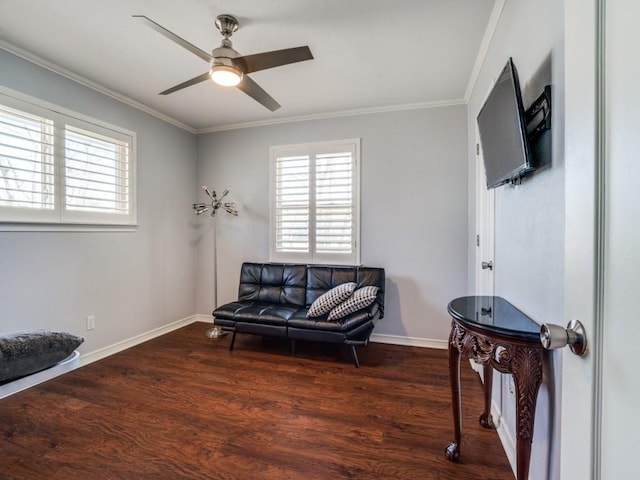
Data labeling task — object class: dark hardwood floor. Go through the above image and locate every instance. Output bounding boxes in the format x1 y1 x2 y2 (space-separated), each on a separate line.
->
0 322 514 479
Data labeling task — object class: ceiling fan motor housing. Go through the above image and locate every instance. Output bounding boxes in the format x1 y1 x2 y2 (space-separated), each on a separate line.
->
210 46 242 74
211 46 239 62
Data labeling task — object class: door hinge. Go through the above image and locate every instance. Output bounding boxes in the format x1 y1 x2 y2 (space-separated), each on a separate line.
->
476 234 480 247
476 143 480 156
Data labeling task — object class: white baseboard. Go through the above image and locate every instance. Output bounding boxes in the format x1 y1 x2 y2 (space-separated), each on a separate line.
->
195 315 448 350
0 315 200 400
79 315 200 367
194 314 213 324
370 333 448 349
0 317 453 401
493 399 517 476
469 360 517 477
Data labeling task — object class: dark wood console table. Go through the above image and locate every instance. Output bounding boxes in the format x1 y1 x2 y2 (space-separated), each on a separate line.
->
445 296 543 480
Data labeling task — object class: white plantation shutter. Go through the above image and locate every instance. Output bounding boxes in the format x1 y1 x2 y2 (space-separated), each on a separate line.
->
275 155 310 253
316 152 353 255
64 125 130 217
0 104 56 221
271 139 360 265
0 89 136 226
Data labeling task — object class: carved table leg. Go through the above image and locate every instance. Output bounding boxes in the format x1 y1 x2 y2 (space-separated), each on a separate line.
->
512 346 543 480
445 326 462 461
479 363 494 428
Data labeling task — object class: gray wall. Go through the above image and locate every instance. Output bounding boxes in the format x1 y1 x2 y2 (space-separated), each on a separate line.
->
466 0 564 478
0 50 198 355
196 105 469 342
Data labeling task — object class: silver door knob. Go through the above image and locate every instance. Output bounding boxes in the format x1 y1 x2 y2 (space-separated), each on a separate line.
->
540 319 587 356
481 261 493 270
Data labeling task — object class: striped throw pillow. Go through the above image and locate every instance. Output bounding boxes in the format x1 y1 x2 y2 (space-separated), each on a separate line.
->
306 282 357 318
327 286 379 321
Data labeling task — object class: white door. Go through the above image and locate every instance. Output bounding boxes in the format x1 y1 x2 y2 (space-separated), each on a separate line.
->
600 0 640 477
475 130 495 296
562 1 640 479
561 0 601 478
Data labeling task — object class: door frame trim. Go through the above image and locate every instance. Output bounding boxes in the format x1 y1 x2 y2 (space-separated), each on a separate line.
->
592 0 606 477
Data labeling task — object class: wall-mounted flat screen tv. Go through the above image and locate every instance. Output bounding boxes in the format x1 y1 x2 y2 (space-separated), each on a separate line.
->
477 58 533 189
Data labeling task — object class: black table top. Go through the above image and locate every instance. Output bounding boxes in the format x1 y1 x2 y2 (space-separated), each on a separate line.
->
447 296 541 342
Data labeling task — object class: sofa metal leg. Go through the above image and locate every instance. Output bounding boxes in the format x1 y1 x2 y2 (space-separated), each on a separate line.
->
351 345 360 368
229 329 237 351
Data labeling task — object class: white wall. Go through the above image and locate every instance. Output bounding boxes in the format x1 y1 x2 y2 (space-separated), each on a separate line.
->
0 50 198 355
466 0 564 478
196 105 469 343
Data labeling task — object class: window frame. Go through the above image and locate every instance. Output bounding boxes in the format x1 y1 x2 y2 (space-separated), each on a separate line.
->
269 138 361 266
0 87 136 230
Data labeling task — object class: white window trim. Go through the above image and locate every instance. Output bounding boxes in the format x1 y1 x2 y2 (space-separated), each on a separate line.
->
269 138 361 266
0 86 137 231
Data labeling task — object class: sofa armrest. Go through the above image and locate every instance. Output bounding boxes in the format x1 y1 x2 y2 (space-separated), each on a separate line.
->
337 302 381 330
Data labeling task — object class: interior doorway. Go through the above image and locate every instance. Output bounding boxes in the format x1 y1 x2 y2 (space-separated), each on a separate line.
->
475 129 495 297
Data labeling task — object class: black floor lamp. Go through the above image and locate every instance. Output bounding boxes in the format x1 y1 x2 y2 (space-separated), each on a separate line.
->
193 185 238 338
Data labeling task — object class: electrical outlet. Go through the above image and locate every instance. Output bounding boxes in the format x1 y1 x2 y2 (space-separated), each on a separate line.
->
86 315 96 331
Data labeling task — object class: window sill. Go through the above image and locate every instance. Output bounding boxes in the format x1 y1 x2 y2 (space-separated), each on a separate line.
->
0 223 138 232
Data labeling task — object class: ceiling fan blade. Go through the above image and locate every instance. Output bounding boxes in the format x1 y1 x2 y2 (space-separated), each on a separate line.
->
133 15 213 63
236 75 281 111
237 46 313 74
160 72 211 95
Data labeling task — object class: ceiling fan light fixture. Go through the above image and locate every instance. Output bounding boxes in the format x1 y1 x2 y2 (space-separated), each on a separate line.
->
210 64 243 87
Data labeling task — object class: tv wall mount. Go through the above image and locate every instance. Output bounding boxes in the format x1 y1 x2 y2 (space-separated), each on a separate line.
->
525 85 552 142
509 84 552 186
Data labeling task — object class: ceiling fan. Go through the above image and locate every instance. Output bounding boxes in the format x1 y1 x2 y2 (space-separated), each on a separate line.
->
133 14 314 111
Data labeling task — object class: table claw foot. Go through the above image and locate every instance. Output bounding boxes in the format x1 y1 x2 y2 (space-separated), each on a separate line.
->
445 441 460 461
479 412 494 429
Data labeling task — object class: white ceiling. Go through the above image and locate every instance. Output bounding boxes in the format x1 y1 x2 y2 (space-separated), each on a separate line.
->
0 0 496 132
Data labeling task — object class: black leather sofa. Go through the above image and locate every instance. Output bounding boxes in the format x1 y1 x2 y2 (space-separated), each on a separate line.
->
213 262 385 367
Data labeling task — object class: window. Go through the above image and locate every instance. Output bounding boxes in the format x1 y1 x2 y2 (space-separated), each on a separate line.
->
270 139 360 265
0 89 136 226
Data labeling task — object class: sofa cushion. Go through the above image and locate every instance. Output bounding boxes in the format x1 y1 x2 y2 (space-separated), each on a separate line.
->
238 263 307 307
306 282 357 318
0 330 84 383
306 266 358 306
328 286 380 321
214 301 305 327
289 301 379 330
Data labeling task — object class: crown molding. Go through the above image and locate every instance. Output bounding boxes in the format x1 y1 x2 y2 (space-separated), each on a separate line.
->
0 40 196 134
464 0 506 103
196 98 467 134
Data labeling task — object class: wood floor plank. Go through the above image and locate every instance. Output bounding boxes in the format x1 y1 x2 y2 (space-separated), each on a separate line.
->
0 322 514 479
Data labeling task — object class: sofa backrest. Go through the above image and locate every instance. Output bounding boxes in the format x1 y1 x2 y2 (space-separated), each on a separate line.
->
238 263 307 307
237 262 385 317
